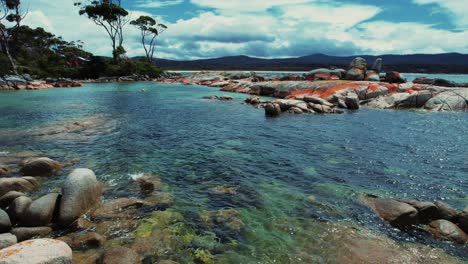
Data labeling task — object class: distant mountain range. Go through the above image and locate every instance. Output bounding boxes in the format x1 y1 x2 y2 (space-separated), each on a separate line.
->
152 53 468 73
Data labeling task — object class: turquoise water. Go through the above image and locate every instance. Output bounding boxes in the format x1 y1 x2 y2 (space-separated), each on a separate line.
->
0 82 467 262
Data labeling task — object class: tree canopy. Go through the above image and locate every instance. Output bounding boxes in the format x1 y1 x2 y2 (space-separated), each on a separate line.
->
130 15 167 63
77 0 129 62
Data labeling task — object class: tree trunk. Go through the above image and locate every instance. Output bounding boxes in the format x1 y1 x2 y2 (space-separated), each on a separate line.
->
1 38 18 75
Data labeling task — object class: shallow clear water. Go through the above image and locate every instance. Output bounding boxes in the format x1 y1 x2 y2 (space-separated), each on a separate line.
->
0 82 467 262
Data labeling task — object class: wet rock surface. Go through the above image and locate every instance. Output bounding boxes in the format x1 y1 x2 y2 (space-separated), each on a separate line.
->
360 194 468 245
0 238 72 264
58 168 102 226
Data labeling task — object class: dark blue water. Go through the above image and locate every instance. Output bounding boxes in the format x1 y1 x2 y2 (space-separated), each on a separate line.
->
0 82 467 262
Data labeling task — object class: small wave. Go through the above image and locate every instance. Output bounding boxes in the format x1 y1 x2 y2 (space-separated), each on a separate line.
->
129 172 145 180
0 151 9 156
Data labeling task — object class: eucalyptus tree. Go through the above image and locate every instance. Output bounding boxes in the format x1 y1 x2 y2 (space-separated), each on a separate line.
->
0 0 25 74
75 0 129 62
130 15 167 63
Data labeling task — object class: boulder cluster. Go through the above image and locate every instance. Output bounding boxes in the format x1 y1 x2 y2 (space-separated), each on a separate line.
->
0 156 103 263
361 194 467 244
0 75 82 90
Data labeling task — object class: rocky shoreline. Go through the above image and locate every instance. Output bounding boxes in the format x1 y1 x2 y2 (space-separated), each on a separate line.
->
0 151 175 263
158 58 468 115
0 75 82 90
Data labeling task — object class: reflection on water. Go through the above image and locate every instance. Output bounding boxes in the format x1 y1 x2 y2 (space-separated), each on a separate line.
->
0 82 467 262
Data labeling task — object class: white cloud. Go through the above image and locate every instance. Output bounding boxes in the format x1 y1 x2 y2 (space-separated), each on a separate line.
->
190 0 312 12
135 0 184 8
412 0 468 29
16 0 468 60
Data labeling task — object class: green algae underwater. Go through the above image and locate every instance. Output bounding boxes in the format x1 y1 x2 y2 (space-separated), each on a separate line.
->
0 82 467 263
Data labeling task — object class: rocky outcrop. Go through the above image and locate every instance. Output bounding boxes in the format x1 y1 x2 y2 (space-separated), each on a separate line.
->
58 168 102 226
360 194 418 228
0 75 82 91
424 89 468 112
346 57 367 81
264 103 282 117
0 239 72 264
19 157 61 177
361 194 468 244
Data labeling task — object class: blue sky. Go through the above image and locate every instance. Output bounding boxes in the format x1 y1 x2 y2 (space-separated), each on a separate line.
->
23 0 468 60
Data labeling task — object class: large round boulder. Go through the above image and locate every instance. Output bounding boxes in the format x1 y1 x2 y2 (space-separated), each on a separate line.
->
58 168 102 226
428 220 467 244
0 209 11 233
19 157 61 176
22 193 60 227
0 238 72 264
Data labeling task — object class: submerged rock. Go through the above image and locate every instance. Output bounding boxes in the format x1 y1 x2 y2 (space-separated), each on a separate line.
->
58 168 102 226
19 157 61 176
0 238 72 264
101 246 140 264
428 220 467 244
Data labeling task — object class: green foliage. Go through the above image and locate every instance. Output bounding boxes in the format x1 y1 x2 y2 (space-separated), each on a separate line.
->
0 25 163 79
130 15 167 63
78 1 128 22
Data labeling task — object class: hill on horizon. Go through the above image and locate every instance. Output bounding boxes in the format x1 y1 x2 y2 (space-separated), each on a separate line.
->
151 53 468 73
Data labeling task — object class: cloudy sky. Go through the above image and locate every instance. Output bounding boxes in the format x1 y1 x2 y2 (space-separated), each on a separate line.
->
23 0 468 60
